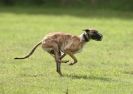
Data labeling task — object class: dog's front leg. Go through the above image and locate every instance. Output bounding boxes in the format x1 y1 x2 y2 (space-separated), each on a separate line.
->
64 50 77 65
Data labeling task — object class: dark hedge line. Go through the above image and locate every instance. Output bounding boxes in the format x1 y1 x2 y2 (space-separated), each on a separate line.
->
0 0 133 9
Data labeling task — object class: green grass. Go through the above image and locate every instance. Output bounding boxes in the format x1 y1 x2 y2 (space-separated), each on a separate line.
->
0 6 133 94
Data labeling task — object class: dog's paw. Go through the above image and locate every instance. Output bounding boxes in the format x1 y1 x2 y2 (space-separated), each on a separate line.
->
69 63 74 65
69 63 73 65
69 62 77 65
62 60 69 63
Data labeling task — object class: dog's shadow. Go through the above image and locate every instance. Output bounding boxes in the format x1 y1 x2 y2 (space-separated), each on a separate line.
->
20 73 114 82
63 74 113 82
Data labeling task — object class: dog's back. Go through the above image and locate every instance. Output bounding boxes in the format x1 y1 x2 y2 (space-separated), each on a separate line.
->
42 32 71 42
42 32 83 53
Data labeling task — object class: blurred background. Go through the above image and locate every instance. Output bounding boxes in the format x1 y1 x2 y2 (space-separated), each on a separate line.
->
0 0 133 94
0 0 133 10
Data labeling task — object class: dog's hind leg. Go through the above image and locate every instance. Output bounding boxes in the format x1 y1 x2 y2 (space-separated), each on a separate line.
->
42 42 63 76
60 53 66 59
53 47 63 76
60 53 69 63
56 61 62 76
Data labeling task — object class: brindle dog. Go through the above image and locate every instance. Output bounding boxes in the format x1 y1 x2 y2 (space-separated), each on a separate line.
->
14 29 103 76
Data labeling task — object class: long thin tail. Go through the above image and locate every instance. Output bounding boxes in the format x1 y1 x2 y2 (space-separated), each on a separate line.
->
14 42 42 59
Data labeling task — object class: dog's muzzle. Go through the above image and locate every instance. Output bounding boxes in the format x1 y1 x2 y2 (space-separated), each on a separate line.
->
98 34 103 41
96 33 103 41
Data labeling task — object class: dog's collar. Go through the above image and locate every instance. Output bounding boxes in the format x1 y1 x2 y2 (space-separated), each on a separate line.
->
83 33 89 42
83 34 89 42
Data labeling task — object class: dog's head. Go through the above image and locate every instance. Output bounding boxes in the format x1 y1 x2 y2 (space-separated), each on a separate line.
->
83 29 103 41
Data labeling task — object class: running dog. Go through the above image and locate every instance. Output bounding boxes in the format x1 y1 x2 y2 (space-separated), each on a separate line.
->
14 29 103 76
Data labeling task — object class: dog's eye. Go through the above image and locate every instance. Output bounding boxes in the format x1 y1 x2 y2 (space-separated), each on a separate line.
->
94 31 98 34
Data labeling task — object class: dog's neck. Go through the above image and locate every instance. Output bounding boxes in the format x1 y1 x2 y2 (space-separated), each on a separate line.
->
79 33 90 43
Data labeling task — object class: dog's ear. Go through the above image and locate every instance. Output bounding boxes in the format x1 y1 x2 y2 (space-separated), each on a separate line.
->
83 29 90 33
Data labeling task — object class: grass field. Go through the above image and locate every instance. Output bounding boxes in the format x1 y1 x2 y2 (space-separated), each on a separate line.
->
0 6 133 94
